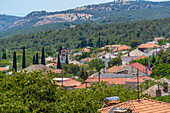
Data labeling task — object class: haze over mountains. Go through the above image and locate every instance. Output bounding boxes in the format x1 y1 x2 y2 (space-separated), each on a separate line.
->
0 1 170 38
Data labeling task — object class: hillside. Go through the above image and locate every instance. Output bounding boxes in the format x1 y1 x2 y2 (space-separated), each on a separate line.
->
0 15 21 31
0 1 170 38
0 18 169 52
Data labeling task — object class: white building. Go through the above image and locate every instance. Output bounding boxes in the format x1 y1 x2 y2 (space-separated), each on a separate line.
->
60 49 67 64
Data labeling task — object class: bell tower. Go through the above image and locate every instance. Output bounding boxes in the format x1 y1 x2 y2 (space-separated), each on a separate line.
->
60 49 66 64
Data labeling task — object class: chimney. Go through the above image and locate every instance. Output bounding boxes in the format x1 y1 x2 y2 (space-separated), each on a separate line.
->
128 51 130 57
163 82 168 93
156 84 161 97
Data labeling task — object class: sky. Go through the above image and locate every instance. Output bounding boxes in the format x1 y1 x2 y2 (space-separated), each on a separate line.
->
1 0 169 17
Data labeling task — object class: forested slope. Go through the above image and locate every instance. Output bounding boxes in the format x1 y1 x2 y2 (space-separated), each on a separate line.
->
0 18 169 52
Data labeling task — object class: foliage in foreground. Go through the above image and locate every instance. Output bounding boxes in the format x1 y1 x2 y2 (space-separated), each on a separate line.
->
0 71 149 112
152 95 170 103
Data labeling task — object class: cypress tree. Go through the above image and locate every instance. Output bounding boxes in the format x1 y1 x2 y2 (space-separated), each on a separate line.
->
22 46 26 69
59 46 62 54
13 51 17 72
33 55 36 64
66 53 69 64
57 53 61 69
41 47 45 65
2 52 7 59
36 53 39 64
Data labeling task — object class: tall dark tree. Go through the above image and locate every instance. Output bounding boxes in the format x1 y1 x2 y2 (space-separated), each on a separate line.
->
41 47 45 65
57 54 62 69
36 53 39 64
106 38 109 45
59 46 62 54
2 52 7 59
97 37 101 47
88 39 93 47
13 51 17 72
22 46 26 69
33 55 36 64
66 53 69 64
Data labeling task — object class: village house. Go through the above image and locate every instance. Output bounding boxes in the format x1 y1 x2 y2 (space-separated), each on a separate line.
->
112 45 131 52
98 97 170 113
23 64 54 74
0 67 8 71
107 66 122 74
45 56 54 62
54 78 82 90
98 53 116 68
116 62 152 76
142 77 170 97
125 76 151 89
138 43 160 52
46 62 56 67
79 48 90 53
154 37 165 43
104 45 121 50
52 69 63 74
80 57 92 64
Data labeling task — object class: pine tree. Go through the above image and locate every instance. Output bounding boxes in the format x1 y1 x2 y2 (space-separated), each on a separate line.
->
66 53 69 64
13 51 17 72
41 47 45 65
36 53 39 64
2 52 7 59
57 53 61 69
33 55 36 64
22 46 26 69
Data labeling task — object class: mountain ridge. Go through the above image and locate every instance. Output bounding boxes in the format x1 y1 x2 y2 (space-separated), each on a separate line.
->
0 1 170 38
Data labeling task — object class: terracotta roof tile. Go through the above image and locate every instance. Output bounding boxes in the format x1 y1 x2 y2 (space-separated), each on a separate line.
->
52 69 62 74
138 43 160 49
134 55 147 60
74 82 91 89
99 98 170 113
126 76 151 82
80 57 92 62
0 67 8 71
80 48 90 52
107 66 121 74
56 78 81 87
129 62 152 75
85 77 129 84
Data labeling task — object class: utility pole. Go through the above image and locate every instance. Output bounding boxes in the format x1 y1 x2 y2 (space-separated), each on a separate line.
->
98 71 100 83
137 69 139 99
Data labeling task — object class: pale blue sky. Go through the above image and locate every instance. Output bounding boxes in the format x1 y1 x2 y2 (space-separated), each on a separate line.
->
0 0 169 17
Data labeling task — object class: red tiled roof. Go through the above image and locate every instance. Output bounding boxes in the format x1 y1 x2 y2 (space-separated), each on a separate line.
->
74 82 91 89
118 45 131 51
61 49 66 52
52 69 62 74
112 45 131 52
126 76 151 83
85 77 129 85
100 47 105 50
80 48 90 52
107 66 121 74
49 63 56 66
56 78 81 87
0 67 8 71
98 97 170 113
134 55 147 60
80 57 92 62
138 43 160 49
129 62 152 75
